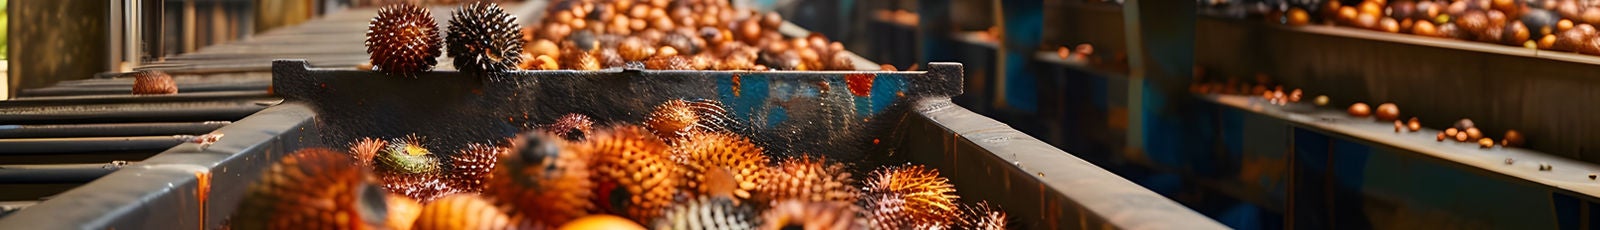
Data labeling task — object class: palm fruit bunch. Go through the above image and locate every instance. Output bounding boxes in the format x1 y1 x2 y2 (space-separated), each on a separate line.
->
862 164 960 228
645 98 736 142
670 131 769 201
129 70 178 95
374 135 454 202
758 155 858 203
544 113 597 142
525 0 862 70
447 2 523 73
446 142 502 192
585 125 680 222
484 132 595 228
759 199 869 230
365 3 442 75
411 194 513 230
233 148 389 230
652 196 759 230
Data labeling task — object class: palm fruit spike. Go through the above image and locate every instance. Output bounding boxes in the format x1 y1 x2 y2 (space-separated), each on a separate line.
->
233 148 388 230
645 99 736 142
759 155 858 203
863 164 959 227
545 113 596 142
129 70 178 95
653 196 758 230
953 202 1008 230
350 137 387 167
759 199 869 230
485 132 594 227
365 3 442 75
447 142 502 193
412 194 513 230
446 2 523 73
671 131 768 201
587 125 680 222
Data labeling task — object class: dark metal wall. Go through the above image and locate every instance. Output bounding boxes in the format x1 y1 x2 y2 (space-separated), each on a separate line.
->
8 0 112 97
1195 17 1600 164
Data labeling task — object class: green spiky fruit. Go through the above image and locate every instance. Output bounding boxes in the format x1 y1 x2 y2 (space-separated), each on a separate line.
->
374 135 454 202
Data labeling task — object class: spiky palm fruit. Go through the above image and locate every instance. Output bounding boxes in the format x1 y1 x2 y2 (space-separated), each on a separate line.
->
365 3 442 75
671 131 768 201
385 194 423 230
375 135 454 202
759 199 868 230
545 113 596 142
863 193 917 229
129 70 178 95
653 196 758 230
645 99 735 142
447 2 523 73
350 137 387 167
862 164 959 227
953 202 1007 230
760 156 858 203
233 148 388 230
412 194 513 230
378 135 441 174
485 132 595 227
587 125 680 222
378 171 453 203
447 143 502 192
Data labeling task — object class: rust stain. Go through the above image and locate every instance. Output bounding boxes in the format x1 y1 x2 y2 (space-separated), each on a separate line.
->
816 80 831 94
731 74 742 97
845 74 874 97
471 88 484 95
195 170 212 229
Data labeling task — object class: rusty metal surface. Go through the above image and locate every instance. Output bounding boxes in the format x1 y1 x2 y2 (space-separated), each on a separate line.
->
0 104 319 229
903 98 1228 229
1200 94 1600 228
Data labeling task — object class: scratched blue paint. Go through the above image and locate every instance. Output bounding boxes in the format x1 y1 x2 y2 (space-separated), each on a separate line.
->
766 106 788 128
849 74 908 116
872 74 907 115
717 73 772 123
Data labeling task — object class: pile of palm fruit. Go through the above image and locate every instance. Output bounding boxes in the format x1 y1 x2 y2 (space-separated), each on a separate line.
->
232 1 1006 229
1269 0 1600 56
234 98 1008 229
